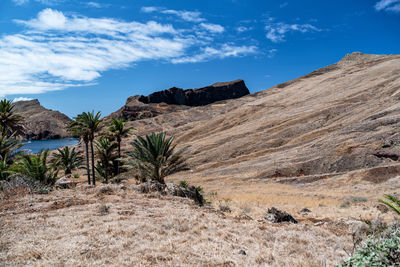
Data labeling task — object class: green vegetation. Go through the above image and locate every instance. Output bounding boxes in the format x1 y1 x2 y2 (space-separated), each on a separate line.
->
0 99 23 136
52 146 84 175
107 118 133 174
10 149 58 185
338 222 400 267
70 111 102 185
123 132 189 184
0 128 25 180
68 120 91 184
380 195 400 215
179 180 188 188
95 137 117 183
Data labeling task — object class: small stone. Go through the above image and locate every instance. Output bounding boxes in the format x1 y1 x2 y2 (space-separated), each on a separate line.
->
238 250 246 255
376 203 389 213
300 208 311 213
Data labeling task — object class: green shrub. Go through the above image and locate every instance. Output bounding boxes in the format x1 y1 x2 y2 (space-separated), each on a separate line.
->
179 180 188 188
380 195 400 215
339 201 351 208
73 174 80 179
338 222 400 266
123 132 189 184
351 196 368 203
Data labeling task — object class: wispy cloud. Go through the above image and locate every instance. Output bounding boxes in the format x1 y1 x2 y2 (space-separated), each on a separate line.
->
12 0 63 5
236 26 253 33
265 21 321 43
267 49 277 58
0 8 257 96
279 2 288 8
200 23 225 33
85 2 110 8
171 44 257 64
13 97 33 102
375 0 400 12
141 6 205 22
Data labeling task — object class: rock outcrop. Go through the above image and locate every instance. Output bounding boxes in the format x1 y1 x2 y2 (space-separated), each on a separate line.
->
13 99 72 140
137 79 249 106
110 79 249 120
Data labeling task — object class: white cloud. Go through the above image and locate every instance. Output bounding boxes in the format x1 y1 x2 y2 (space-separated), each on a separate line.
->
13 97 33 102
265 22 321 43
12 0 29 5
0 9 257 96
267 49 277 58
171 44 257 64
141 6 205 22
140 6 160 13
86 2 110 8
200 23 225 33
375 0 400 12
12 0 63 5
236 26 253 33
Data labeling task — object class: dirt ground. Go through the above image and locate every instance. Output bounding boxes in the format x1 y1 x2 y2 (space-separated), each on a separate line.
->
1 184 358 267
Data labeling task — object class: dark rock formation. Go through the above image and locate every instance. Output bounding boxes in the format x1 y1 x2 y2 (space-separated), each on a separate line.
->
138 79 250 106
264 207 298 223
13 99 72 140
109 79 249 121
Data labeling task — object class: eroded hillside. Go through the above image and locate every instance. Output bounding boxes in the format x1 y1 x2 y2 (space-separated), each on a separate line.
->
112 52 400 214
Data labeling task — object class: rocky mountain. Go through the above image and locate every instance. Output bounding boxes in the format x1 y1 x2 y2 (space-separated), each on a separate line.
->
110 79 249 120
13 99 72 140
106 52 400 212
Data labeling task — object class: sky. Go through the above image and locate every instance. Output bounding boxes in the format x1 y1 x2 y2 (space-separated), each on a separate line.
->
0 0 399 118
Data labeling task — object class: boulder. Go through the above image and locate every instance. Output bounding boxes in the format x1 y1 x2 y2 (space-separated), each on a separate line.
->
264 207 298 223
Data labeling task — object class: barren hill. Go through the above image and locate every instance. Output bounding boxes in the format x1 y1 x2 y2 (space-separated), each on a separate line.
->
14 99 72 140
113 52 400 214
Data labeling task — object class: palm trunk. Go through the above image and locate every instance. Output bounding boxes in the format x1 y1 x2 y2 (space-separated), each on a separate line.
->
105 162 109 184
85 141 91 185
90 140 96 185
117 141 121 174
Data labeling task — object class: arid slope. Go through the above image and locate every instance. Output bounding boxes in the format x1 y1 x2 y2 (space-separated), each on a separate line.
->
115 52 400 214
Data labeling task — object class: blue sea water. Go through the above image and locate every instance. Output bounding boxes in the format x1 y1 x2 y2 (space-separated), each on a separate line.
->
20 138 79 154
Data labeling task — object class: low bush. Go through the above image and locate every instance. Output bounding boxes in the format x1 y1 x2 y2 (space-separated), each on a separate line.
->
338 222 400 266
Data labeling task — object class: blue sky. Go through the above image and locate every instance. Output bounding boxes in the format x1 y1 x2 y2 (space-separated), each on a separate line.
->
0 0 399 117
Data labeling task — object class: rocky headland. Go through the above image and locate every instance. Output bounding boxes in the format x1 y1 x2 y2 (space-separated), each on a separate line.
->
14 99 72 140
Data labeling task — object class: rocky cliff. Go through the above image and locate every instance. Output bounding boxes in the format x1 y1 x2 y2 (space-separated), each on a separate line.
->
137 79 249 106
111 79 249 120
14 99 72 140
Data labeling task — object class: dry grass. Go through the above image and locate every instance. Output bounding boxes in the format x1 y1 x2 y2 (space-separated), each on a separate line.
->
0 184 353 266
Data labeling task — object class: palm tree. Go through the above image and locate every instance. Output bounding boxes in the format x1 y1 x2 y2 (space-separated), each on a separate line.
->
75 111 102 185
0 99 24 136
52 146 84 176
123 132 189 184
107 118 133 174
0 127 25 180
10 149 58 185
68 119 91 184
380 195 400 215
95 137 117 183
